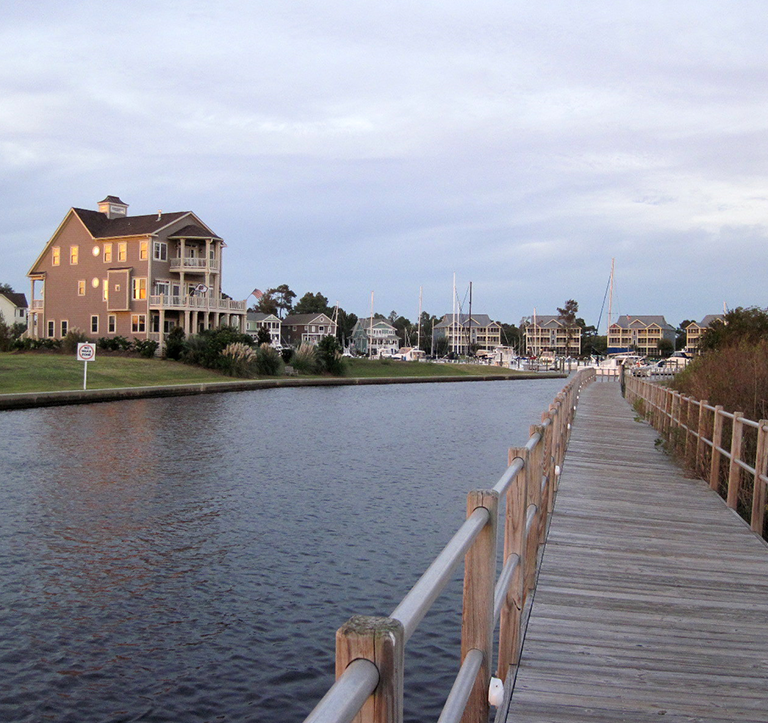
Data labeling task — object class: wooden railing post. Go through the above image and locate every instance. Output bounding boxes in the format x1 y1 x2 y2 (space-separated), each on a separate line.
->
696 400 708 475
460 489 498 723
499 447 528 679
710 406 724 491
727 413 745 510
336 616 405 723
751 420 768 536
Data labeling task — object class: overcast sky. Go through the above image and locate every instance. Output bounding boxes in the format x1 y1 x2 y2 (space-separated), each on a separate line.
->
2 1 767 330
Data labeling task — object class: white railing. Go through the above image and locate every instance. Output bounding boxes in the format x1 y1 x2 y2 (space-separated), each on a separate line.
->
149 295 245 311
169 258 219 271
303 369 596 723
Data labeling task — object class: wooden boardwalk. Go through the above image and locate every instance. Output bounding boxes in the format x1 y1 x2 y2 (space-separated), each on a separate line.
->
505 381 768 723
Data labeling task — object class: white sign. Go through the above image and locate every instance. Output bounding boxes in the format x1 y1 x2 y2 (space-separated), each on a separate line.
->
77 342 96 362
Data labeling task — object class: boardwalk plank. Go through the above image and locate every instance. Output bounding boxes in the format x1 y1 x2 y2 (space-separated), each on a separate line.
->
505 381 768 723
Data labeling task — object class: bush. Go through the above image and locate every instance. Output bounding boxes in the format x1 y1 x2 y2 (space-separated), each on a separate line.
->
164 326 186 360
182 326 254 370
254 343 283 376
673 340 768 421
97 335 132 352
291 342 318 374
280 348 294 364
132 338 159 358
316 334 345 375
220 341 257 377
61 328 90 354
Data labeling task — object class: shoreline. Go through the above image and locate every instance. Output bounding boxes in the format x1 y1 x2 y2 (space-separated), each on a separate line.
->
0 372 567 411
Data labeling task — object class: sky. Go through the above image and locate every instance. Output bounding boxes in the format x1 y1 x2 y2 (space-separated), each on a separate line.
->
2 0 767 332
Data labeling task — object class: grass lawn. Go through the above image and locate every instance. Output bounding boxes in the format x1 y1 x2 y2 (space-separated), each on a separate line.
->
0 352 230 394
0 352 540 395
344 357 536 378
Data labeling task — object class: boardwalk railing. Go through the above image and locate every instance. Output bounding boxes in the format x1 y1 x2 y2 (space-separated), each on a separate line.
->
304 369 596 723
625 374 768 538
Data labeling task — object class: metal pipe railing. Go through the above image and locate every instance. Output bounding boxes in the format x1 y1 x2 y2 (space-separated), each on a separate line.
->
302 368 596 723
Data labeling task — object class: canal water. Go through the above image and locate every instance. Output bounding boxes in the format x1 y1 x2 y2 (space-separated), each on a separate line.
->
0 378 566 723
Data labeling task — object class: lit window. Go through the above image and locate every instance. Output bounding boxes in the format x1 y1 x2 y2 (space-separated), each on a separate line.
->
140 241 148 261
153 242 167 262
103 279 108 302
52 247 60 266
103 243 113 262
108 315 116 333
70 246 79 265
91 315 99 334
131 314 146 332
132 278 147 300
118 242 127 262
77 280 85 296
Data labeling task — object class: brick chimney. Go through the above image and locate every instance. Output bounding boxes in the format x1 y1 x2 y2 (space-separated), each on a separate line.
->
97 195 129 219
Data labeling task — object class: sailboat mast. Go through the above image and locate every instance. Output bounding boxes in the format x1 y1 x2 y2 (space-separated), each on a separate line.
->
452 273 457 356
417 286 423 351
370 291 374 358
468 281 473 356
608 258 615 330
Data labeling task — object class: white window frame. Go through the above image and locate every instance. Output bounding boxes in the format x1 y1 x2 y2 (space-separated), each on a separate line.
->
153 241 168 262
91 315 99 334
108 314 116 333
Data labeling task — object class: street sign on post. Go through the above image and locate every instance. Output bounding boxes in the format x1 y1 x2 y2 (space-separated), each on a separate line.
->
77 342 96 389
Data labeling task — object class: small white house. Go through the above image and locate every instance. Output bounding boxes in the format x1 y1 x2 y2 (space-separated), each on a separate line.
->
0 291 28 329
245 311 282 347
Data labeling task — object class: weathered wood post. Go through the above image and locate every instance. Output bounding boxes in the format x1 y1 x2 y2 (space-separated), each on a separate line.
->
336 616 405 723
525 425 544 593
499 447 529 679
460 489 498 723
696 400 709 476
751 420 768 536
727 412 745 510
710 406 724 491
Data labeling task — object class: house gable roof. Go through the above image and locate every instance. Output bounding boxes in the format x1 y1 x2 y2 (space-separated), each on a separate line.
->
168 224 222 240
613 315 674 331
0 291 28 309
435 313 498 329
73 208 196 239
283 313 334 326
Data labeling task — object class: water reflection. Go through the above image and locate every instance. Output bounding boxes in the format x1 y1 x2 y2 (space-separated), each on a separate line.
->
0 379 565 722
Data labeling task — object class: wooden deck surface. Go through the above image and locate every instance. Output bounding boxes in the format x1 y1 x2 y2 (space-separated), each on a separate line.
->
505 381 768 723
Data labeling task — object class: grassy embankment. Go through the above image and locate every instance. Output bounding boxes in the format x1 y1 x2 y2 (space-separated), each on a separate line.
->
0 352 537 395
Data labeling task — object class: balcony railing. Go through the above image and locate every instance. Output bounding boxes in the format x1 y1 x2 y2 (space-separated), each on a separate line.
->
169 258 219 272
150 295 246 312
31 299 44 310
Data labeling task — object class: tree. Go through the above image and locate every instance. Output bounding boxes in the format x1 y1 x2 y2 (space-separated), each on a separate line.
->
499 322 521 351
294 291 331 315
256 326 272 346
315 334 345 375
657 338 674 357
254 291 279 316
258 284 297 318
557 299 579 357
700 307 768 352
0 283 15 294
336 308 358 347
676 320 694 350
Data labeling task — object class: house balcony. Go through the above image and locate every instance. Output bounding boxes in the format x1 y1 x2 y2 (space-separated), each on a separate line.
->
31 299 44 311
169 258 219 273
149 295 246 312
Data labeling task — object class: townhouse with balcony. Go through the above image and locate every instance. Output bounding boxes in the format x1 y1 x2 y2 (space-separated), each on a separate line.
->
350 317 400 357
432 314 502 356
607 315 676 355
684 314 725 354
281 313 337 347
520 315 582 357
27 196 246 349
245 311 282 346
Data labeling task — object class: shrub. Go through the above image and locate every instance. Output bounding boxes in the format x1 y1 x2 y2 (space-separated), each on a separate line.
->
183 326 254 370
61 328 90 354
254 343 283 376
280 347 294 364
291 342 318 374
132 338 159 358
220 341 257 377
315 334 345 375
164 326 186 360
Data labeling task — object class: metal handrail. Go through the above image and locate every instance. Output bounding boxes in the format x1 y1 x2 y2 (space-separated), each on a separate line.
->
436 649 484 723
390 507 489 642
303 659 379 723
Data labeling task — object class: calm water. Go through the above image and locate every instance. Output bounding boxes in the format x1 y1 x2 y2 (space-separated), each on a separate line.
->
0 379 565 723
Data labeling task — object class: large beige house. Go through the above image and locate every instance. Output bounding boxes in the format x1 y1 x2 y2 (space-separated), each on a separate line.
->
607 315 675 355
684 314 724 354
432 314 502 355
521 315 582 357
27 196 245 348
